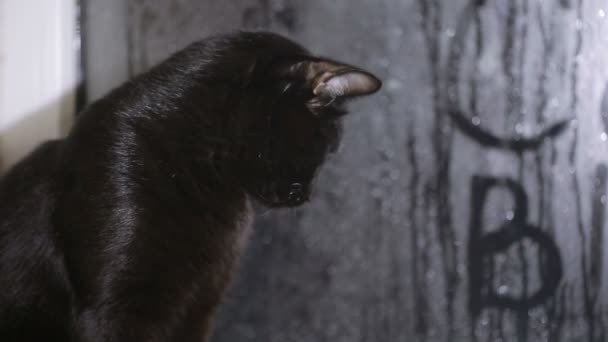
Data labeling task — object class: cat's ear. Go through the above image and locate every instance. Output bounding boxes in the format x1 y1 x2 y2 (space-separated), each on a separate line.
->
285 59 382 99
309 63 382 99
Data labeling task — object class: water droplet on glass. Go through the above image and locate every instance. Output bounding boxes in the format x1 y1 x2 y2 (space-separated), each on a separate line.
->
327 323 340 336
378 58 390 68
371 187 383 198
549 97 559 107
599 9 606 18
497 285 509 295
515 123 524 134
386 79 403 91
570 119 578 129
506 210 515 220
601 195 607 204
445 28 455 38
391 27 403 36
472 116 481 126
601 132 607 141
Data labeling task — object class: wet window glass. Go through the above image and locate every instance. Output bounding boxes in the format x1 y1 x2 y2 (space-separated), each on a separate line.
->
83 0 608 341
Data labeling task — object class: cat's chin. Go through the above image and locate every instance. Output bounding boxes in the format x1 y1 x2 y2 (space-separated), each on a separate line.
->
248 181 311 208
253 194 309 208
250 186 310 208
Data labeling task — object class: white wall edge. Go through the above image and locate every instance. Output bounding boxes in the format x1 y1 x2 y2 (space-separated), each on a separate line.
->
0 0 78 169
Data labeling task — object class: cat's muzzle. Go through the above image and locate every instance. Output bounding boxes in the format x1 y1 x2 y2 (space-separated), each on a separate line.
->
286 182 306 204
258 181 310 207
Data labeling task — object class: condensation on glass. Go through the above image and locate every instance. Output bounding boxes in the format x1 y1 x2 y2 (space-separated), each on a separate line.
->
84 0 608 341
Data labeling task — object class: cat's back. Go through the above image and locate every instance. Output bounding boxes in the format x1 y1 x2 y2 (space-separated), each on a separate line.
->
0 139 71 341
0 139 62 228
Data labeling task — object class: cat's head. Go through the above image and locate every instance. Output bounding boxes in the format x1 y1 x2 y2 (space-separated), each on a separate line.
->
215 32 381 207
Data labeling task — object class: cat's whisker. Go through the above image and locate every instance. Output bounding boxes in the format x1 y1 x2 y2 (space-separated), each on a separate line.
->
324 96 337 107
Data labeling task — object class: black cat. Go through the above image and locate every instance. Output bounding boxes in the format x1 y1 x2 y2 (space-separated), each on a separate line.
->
0 31 380 341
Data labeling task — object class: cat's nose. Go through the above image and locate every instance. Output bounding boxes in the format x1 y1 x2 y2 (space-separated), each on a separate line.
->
287 182 305 201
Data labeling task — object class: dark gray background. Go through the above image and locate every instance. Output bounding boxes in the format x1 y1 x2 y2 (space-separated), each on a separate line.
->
83 0 608 341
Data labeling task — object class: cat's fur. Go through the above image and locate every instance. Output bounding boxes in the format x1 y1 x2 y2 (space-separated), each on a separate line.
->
0 32 380 341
